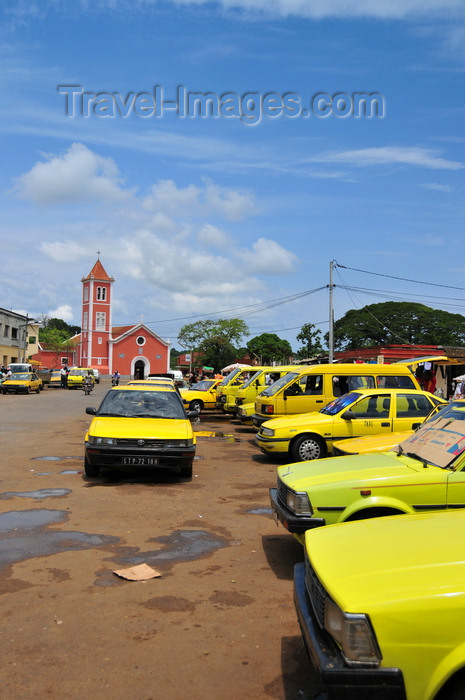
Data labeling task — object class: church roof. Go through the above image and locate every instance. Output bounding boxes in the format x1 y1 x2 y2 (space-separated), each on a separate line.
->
81 259 114 282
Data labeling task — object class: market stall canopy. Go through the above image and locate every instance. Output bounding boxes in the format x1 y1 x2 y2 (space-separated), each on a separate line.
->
221 363 250 372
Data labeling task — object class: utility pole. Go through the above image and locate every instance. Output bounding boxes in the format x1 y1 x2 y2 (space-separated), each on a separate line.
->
328 261 335 363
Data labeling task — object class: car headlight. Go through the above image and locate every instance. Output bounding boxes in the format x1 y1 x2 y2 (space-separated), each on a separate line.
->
324 598 381 667
164 438 195 447
261 427 275 437
286 490 312 515
87 436 117 445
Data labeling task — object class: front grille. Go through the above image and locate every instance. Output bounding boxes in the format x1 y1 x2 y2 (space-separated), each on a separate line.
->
304 552 327 628
116 438 171 448
276 477 289 506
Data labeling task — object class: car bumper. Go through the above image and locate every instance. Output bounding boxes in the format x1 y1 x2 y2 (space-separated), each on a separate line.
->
255 434 289 454
269 488 325 534
85 443 196 471
294 563 406 700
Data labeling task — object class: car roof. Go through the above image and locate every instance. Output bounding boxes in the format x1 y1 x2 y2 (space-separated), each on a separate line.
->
109 384 176 393
343 388 442 396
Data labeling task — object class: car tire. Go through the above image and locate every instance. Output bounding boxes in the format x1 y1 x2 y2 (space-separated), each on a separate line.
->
36 386 40 394
27 386 31 394
84 457 100 478
290 434 326 461
2 390 6 395
189 399 203 413
180 464 193 478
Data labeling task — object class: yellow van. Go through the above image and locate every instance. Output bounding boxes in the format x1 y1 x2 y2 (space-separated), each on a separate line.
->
230 365 302 415
252 362 421 428
215 366 256 411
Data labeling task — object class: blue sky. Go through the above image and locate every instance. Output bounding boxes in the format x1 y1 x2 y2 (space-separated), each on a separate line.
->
2 0 465 351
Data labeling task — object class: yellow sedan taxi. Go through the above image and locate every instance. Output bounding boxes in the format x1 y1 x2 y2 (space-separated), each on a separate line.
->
332 398 465 456
67 367 95 389
2 372 42 394
84 385 197 478
180 378 222 413
256 388 445 461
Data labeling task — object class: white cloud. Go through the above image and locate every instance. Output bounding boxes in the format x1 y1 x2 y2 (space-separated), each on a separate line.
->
39 241 90 263
420 182 455 192
13 142 132 204
48 304 74 322
311 146 464 170
197 223 232 249
239 238 298 274
142 178 255 221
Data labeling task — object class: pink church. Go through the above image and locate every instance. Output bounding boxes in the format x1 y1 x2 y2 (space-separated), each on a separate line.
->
34 258 171 379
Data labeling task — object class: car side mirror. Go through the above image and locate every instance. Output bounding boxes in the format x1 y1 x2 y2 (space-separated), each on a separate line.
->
86 407 97 415
283 388 291 398
341 410 356 420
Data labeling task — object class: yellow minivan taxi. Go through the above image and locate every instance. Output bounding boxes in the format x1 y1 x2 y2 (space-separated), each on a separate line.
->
252 362 421 429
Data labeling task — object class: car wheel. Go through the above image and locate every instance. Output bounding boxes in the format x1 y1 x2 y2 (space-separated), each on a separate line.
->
189 399 203 413
27 386 31 394
36 386 40 394
2 390 6 395
291 434 326 461
84 457 100 477
180 464 193 478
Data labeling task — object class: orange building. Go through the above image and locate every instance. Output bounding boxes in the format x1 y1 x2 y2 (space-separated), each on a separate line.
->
33 258 170 378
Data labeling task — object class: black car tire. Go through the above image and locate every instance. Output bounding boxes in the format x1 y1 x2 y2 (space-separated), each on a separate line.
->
84 457 100 477
36 386 40 394
27 386 31 394
189 399 203 413
290 434 326 461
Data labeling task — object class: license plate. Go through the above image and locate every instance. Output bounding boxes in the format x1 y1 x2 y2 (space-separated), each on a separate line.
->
122 456 159 466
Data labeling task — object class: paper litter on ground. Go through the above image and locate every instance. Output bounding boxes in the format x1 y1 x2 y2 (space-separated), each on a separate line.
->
113 563 161 581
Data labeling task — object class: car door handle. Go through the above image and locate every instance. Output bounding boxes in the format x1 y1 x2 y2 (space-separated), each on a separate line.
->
381 422 390 427
315 400 324 403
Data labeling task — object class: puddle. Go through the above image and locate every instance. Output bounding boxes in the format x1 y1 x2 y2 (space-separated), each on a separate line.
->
247 507 273 515
195 431 241 443
60 470 81 474
0 509 118 569
0 489 71 500
114 529 228 567
31 456 82 461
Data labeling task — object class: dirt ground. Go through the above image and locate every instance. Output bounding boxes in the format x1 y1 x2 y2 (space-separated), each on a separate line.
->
0 381 316 700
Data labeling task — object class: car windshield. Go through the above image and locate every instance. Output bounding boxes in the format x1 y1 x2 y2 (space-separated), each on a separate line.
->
97 389 186 419
241 371 262 388
398 415 465 469
191 380 215 391
9 373 31 380
219 369 242 386
320 392 360 415
69 369 86 376
260 372 300 397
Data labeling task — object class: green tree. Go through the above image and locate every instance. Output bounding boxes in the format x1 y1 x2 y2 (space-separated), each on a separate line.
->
295 323 325 360
330 302 465 349
196 336 237 372
37 328 75 368
178 318 249 349
246 333 293 365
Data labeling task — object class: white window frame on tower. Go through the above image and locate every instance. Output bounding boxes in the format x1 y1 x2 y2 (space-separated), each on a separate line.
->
96 312 106 331
96 286 106 301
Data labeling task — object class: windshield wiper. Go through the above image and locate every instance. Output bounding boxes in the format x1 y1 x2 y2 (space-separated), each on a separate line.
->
405 451 430 468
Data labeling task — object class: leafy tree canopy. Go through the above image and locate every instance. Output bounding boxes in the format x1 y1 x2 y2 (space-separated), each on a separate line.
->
295 323 325 360
39 317 80 342
246 333 293 365
330 301 465 349
196 336 237 372
178 318 249 349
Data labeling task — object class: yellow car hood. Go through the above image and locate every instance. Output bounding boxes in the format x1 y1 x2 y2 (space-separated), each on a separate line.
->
334 430 413 455
278 452 426 490
305 509 465 610
89 416 193 440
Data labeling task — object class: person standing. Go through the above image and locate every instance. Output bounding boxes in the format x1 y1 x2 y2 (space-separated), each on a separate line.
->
60 365 68 388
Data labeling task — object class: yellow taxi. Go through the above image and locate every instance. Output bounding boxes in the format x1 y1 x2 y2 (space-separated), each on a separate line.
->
48 370 63 388
331 398 465 456
256 388 445 461
2 372 42 395
84 385 197 478
67 367 95 389
180 378 222 413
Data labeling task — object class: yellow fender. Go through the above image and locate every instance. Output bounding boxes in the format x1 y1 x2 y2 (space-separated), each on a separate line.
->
341 495 415 522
